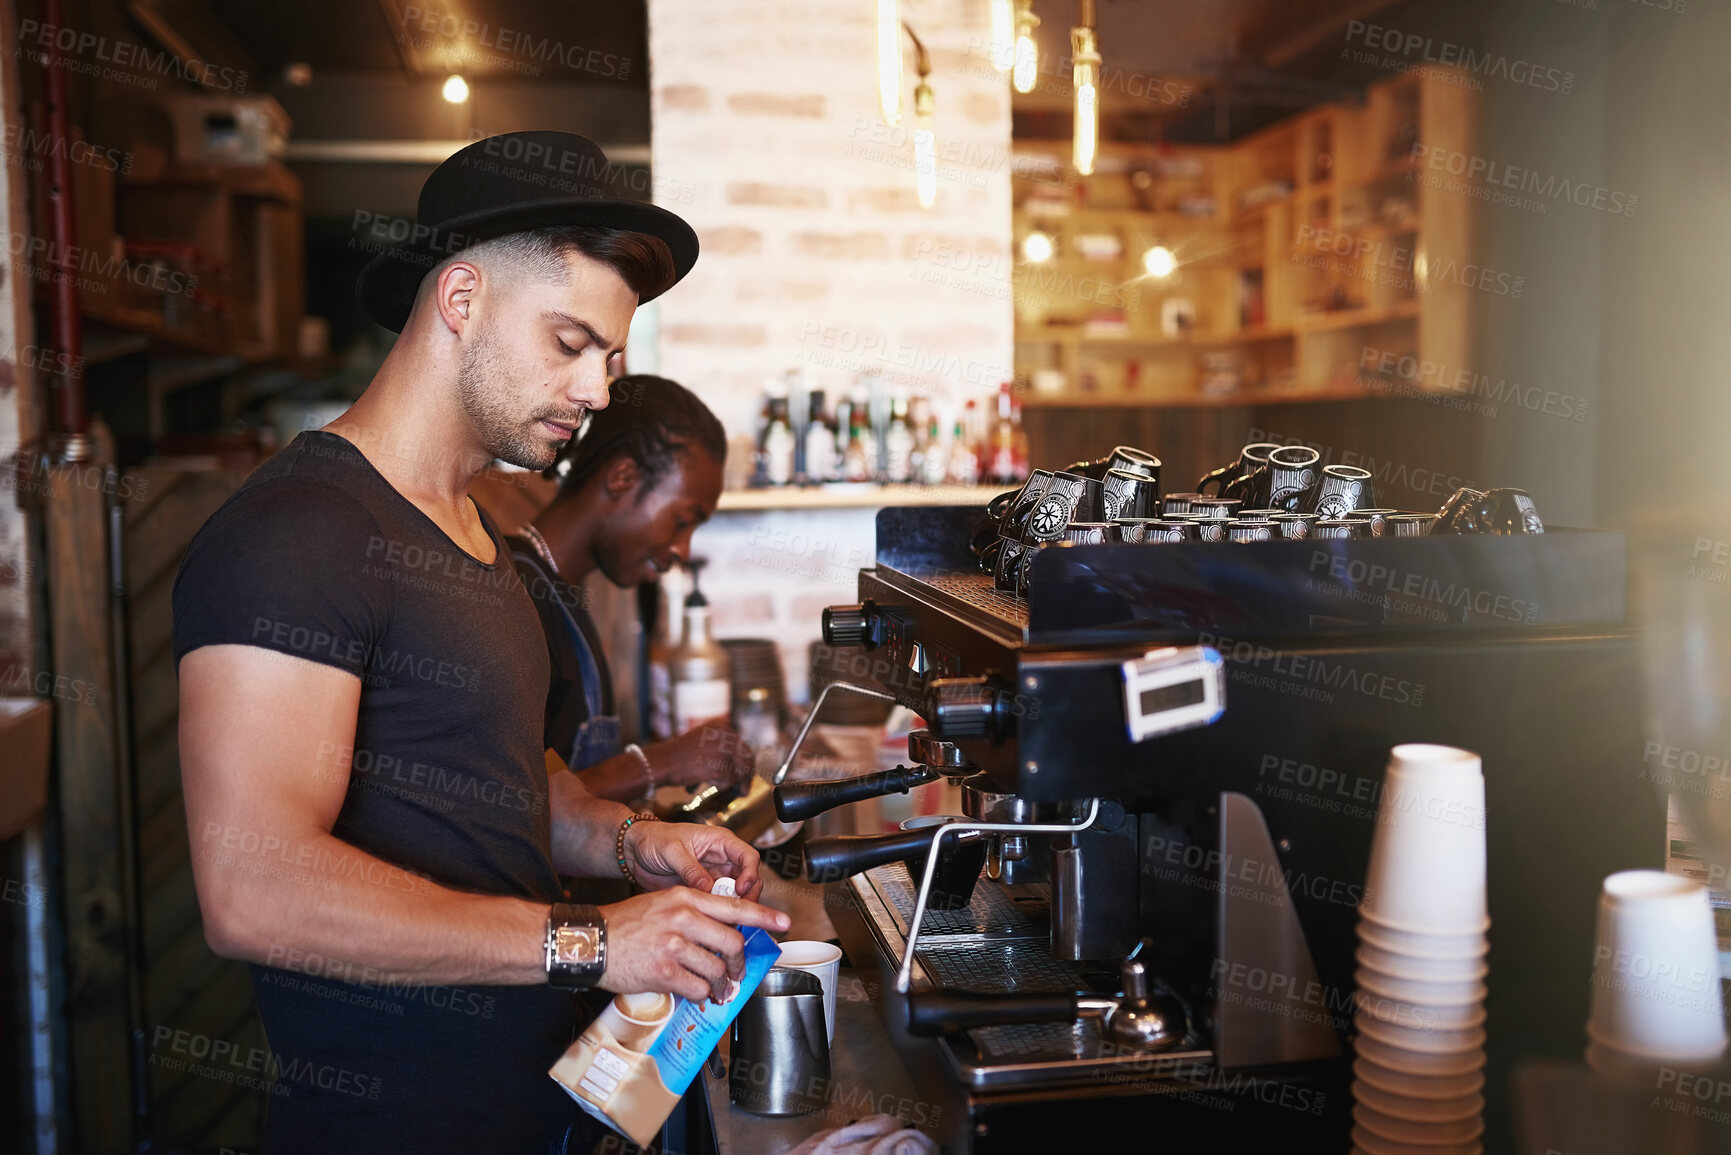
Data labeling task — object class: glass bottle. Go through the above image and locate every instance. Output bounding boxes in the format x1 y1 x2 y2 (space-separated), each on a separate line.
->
668 561 730 735
885 394 915 483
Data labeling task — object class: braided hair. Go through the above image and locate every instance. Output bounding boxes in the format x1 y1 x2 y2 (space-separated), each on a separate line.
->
549 374 727 499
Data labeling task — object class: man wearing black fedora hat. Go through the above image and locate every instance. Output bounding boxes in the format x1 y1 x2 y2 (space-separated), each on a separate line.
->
170 133 786 1153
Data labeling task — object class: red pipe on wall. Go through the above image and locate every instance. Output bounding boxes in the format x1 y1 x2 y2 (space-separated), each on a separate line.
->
42 0 87 458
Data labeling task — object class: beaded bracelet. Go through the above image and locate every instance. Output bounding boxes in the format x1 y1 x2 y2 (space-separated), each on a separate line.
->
615 811 658 887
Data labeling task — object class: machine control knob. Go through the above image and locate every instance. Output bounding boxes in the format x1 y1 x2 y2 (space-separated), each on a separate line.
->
926 677 1000 740
822 604 870 648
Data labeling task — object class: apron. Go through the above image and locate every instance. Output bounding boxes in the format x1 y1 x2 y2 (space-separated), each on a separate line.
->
519 550 623 771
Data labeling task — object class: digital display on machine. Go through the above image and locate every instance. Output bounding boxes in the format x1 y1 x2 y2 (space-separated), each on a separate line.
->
1139 680 1206 715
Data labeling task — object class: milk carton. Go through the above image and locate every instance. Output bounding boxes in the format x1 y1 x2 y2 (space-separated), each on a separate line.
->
548 879 781 1146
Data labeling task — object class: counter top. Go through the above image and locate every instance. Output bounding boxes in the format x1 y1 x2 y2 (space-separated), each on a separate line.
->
700 969 940 1155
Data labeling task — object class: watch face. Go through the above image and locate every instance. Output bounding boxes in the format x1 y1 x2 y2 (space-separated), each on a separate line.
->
553 925 602 966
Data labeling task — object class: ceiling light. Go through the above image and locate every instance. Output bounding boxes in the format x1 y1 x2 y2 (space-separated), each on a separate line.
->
1071 4 1100 176
914 80 936 210
1013 0 1040 94
442 74 470 104
1022 231 1054 263
1143 245 1176 278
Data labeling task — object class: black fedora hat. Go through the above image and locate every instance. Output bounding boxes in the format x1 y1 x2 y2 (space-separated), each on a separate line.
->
355 131 699 333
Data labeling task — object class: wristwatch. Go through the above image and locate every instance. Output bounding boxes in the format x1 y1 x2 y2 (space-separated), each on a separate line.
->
545 903 607 990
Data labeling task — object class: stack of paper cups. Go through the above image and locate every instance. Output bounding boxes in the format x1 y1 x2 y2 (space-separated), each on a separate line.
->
1352 745 1490 1155
1584 869 1726 1082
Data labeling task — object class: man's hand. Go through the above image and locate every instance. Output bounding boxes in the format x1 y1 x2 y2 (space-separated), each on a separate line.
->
596 888 789 1002
644 718 754 791
624 819 765 900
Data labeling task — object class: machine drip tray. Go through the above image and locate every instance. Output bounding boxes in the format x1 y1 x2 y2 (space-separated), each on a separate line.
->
854 866 1214 1091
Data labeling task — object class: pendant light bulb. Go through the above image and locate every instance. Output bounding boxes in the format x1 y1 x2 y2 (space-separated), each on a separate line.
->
914 81 937 210
1012 0 1040 94
442 74 470 104
1022 230 1054 263
1143 245 1176 278
878 0 903 125
1072 25 1100 176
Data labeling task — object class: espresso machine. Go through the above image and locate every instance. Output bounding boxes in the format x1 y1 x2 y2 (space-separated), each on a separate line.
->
771 505 1662 1154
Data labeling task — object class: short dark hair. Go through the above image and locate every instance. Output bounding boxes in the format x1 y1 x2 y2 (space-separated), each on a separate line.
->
552 374 726 499
427 224 677 301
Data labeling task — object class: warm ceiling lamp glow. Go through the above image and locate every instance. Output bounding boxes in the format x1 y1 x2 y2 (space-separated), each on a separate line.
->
1012 0 1040 94
1143 245 1176 278
442 74 470 103
1071 19 1100 176
990 0 1015 72
914 80 937 210
878 0 903 124
1022 231 1054 262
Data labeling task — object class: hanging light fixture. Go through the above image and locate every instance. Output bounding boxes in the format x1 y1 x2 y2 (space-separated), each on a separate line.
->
1071 0 1100 176
910 29 937 210
878 0 903 124
990 0 1015 72
441 74 470 104
1142 245 1176 278
1012 0 1040 94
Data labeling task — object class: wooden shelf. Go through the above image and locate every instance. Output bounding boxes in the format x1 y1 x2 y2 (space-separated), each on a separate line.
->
716 485 1003 512
1293 300 1421 332
1017 383 1392 409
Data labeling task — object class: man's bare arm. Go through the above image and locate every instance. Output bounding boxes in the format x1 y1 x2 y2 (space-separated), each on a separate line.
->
179 645 548 986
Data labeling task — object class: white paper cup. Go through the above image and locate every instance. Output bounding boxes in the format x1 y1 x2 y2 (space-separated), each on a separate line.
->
1356 943 1488 983
777 940 843 1044
1356 1014 1487 1054
1353 1080 1484 1123
1355 992 1486 1031
1357 920 1488 960
1353 1032 1485 1076
1352 1057 1485 1099
1356 966 1487 1008
1358 746 1488 935
1585 869 1727 1064
1351 1123 1483 1155
1353 1101 1484 1146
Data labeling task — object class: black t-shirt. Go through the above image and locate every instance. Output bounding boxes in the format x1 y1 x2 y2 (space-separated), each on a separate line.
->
171 431 581 1154
507 538 615 766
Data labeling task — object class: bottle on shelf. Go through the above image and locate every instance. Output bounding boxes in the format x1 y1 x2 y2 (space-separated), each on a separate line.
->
646 562 691 740
987 382 1021 485
946 414 979 485
920 413 949 485
843 389 876 482
667 559 731 736
760 380 796 487
803 388 836 486
884 393 915 483
786 369 810 483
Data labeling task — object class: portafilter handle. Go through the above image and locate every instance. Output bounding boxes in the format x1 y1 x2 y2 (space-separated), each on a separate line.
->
905 990 1117 1036
801 826 984 883
773 764 938 823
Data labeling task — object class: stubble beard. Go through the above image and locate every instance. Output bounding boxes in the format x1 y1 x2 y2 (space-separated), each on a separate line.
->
456 322 571 471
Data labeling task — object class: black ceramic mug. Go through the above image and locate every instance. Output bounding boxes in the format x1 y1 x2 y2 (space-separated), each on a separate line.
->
999 470 1055 538
1265 446 1322 512
1271 512 1319 540
1024 472 1099 540
1103 469 1158 521
1198 442 1281 497
1311 465 1375 520
1190 496 1242 521
1228 521 1274 543
1387 513 1435 538
1161 493 1203 517
1313 518 1371 540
